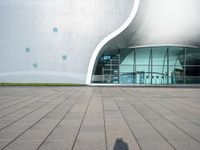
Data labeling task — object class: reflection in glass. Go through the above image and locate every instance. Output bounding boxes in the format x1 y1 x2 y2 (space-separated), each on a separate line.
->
92 46 200 84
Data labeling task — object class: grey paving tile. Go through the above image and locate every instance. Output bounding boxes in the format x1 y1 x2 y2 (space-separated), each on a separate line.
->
103 93 141 150
127 97 200 150
111 97 174 149
158 99 200 126
73 96 106 150
3 140 41 150
143 99 200 142
37 91 91 150
0 87 199 150
0 89 79 149
37 140 68 150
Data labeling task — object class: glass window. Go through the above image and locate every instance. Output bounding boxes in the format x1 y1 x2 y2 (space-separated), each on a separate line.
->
169 47 184 66
152 47 167 65
135 47 151 65
186 47 200 66
92 46 200 85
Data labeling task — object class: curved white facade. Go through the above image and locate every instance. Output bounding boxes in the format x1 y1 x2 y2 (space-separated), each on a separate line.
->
0 0 134 83
0 0 200 84
103 0 200 50
88 0 200 84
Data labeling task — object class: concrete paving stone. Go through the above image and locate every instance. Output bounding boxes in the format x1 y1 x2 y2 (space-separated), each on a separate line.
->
129 101 200 150
5 92 85 149
62 115 83 121
80 125 104 132
37 140 69 150
167 100 200 116
0 100 44 118
0 87 200 150
37 90 91 149
146 105 200 142
3 140 41 150
16 131 49 141
74 140 106 150
106 133 141 150
158 100 200 125
0 140 12 149
138 140 174 150
73 132 106 150
167 140 200 150
46 126 77 141
0 97 32 110
0 131 22 140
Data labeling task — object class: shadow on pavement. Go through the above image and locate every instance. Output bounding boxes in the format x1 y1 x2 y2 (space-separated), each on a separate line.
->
113 138 129 150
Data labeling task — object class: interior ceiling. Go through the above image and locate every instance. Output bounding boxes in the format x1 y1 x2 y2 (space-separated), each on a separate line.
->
103 0 200 51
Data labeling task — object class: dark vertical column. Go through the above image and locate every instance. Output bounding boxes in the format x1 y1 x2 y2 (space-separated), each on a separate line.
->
184 47 187 84
151 48 153 84
133 48 136 84
110 51 112 83
167 47 169 84
118 49 120 84
162 48 167 84
148 49 151 84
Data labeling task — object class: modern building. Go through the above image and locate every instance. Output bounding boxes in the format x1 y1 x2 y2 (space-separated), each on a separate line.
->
0 0 200 85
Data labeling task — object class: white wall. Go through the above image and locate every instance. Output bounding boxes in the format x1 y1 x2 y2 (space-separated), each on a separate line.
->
0 0 134 83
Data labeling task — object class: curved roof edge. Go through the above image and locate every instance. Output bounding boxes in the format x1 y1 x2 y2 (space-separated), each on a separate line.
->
86 0 141 85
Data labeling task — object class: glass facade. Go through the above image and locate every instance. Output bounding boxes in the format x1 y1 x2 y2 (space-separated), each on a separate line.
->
92 46 200 84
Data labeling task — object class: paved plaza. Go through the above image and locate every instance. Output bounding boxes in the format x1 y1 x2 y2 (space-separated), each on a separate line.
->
0 86 200 150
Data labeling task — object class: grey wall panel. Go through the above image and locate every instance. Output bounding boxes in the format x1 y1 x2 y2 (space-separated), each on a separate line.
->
0 0 134 83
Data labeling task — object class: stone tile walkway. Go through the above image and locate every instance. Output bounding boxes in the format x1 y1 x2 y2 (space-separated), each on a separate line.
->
0 86 200 150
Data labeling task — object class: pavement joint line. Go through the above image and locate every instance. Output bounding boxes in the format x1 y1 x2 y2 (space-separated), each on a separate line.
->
170 97 200 112
0 90 70 132
102 95 108 150
71 93 93 150
160 99 198 116
0 96 22 105
0 87 80 150
163 98 200 117
120 88 177 150
0 86 43 108
173 98 200 110
140 98 200 143
0 87 199 150
0 93 58 120
1 87 80 150
109 88 143 150
0 87 39 101
36 88 87 150
0 96 35 111
156 99 200 127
